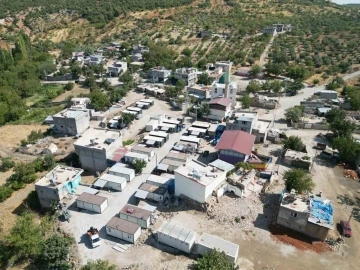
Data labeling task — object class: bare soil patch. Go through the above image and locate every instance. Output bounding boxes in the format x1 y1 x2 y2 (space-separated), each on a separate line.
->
0 124 48 148
52 84 90 102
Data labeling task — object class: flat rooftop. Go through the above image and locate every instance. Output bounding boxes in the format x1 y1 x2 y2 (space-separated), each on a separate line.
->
131 145 154 153
165 152 189 162
280 193 310 213
53 109 87 119
77 192 107 205
158 221 196 244
235 112 257 121
147 174 173 185
106 216 140 234
174 159 225 187
254 120 271 133
109 164 134 175
160 158 185 167
74 128 121 149
120 204 152 220
36 165 83 187
138 183 168 195
192 121 210 129
98 173 127 184
199 233 239 258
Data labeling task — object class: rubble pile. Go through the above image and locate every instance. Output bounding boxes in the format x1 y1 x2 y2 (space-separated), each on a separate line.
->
326 237 345 251
206 194 263 230
343 169 358 180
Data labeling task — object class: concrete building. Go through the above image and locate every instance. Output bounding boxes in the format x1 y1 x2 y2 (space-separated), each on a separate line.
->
35 166 83 207
74 128 122 172
68 97 91 109
106 217 141 244
284 149 312 170
108 163 135 182
108 61 127 77
227 112 258 133
174 159 227 203
187 84 211 100
132 44 149 54
76 192 108 213
198 233 239 264
119 204 152 228
52 109 90 136
317 107 332 117
96 173 127 191
276 192 334 241
215 130 255 164
157 221 197 253
137 183 169 203
150 66 172 83
174 67 197 86
207 98 232 121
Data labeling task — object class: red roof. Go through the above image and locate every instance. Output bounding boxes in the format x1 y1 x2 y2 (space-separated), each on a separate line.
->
216 130 255 155
208 97 232 107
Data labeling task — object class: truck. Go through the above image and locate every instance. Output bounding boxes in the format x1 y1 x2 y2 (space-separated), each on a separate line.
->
87 227 101 248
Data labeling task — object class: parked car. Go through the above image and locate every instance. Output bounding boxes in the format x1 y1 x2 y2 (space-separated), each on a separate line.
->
340 220 352 237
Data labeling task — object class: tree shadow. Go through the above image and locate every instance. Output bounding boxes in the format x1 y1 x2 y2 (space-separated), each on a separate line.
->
337 194 360 223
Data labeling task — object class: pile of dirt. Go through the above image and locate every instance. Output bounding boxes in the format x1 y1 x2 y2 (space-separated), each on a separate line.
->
206 194 263 230
269 223 331 253
338 163 359 180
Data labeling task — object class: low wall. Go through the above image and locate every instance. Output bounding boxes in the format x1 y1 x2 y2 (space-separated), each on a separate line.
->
291 122 329 130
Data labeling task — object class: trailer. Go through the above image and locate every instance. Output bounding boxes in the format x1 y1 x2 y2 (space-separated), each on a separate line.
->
158 122 176 133
144 135 165 147
108 163 135 182
146 119 159 132
122 109 141 119
187 126 207 137
180 135 201 146
76 192 108 213
106 217 141 244
140 99 154 106
149 131 169 142
136 101 150 109
131 145 155 158
127 106 143 115
97 173 127 191
124 152 148 164
192 121 210 129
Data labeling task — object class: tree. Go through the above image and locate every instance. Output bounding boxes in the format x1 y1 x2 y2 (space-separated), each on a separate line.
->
133 159 147 174
329 119 356 138
241 94 252 109
120 112 136 126
35 235 72 270
332 137 360 164
286 65 310 80
27 129 43 144
270 80 282 93
246 80 262 93
197 72 214 85
81 260 117 270
200 103 210 116
284 106 303 123
175 79 187 91
42 154 56 170
326 108 346 123
195 249 235 270
342 86 360 110
89 89 110 111
181 47 192 57
312 78 319 86
283 169 315 193
265 62 285 76
165 86 181 98
283 136 305 151
4 213 43 265
1 157 15 171
249 64 261 78
63 82 74 91
235 162 254 170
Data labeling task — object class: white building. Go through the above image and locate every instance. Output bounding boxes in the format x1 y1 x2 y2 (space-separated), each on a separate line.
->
106 216 141 244
96 173 127 191
119 204 152 228
35 166 83 208
198 233 239 264
227 112 258 133
108 163 135 182
124 152 148 164
207 97 232 121
174 67 197 86
150 67 172 83
174 159 227 203
157 221 197 253
52 109 90 136
74 128 122 172
76 192 108 213
211 82 237 100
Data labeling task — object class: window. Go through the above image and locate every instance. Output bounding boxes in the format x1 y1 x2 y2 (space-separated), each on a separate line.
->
291 212 298 218
108 228 111 232
242 121 247 125
215 88 217 93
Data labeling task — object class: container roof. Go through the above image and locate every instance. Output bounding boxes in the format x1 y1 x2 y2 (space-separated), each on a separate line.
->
106 216 140 234
120 204 152 220
199 233 239 257
77 192 107 205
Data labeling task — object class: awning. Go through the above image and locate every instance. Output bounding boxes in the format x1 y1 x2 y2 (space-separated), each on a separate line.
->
86 187 100 195
146 140 156 146
93 179 107 188
157 163 169 172
135 189 149 199
161 126 170 131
